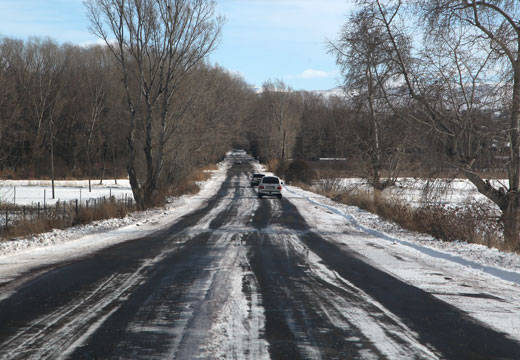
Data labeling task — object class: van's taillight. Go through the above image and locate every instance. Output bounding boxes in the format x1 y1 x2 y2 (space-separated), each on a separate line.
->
277 186 282 190
259 185 264 189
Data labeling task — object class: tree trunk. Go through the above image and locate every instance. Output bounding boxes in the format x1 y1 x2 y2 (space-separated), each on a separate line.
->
87 145 92 192
112 145 117 185
99 155 106 185
504 72 520 251
502 196 520 251
50 119 55 200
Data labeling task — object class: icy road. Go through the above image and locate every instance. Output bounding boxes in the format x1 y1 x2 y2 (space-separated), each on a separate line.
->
0 160 519 359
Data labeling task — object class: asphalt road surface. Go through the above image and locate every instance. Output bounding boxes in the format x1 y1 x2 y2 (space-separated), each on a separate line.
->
0 161 519 359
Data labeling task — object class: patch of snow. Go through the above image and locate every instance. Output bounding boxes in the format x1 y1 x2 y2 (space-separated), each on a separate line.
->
0 179 133 206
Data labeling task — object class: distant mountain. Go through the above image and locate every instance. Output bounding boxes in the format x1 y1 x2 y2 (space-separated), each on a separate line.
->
310 87 344 98
253 86 345 97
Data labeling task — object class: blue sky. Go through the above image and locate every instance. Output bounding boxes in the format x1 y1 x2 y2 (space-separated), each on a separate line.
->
0 0 354 91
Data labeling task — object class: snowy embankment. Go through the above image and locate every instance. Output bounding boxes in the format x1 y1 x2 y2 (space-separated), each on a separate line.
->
311 177 520 273
290 185 520 276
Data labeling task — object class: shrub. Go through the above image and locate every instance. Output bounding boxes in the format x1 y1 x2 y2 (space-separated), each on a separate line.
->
0 164 217 241
285 160 318 185
266 159 289 178
310 182 506 251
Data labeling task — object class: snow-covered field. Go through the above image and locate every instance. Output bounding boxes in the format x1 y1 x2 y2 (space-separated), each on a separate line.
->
0 179 133 206
317 177 504 209
1 159 519 345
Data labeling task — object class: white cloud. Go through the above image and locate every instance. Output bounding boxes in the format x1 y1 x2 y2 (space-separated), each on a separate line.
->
288 69 337 79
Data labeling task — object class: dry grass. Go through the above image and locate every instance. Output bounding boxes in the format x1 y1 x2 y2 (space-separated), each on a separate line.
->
1 163 218 240
1 201 136 239
309 184 506 251
167 165 215 197
73 201 134 225
187 164 217 182
2 218 66 238
266 159 281 174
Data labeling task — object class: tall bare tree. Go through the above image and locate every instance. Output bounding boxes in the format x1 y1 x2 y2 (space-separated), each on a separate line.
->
418 0 520 251
329 7 409 189
255 80 302 161
357 0 520 250
80 45 109 192
85 0 223 208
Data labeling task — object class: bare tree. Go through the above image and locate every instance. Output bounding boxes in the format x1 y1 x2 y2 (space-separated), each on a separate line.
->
329 7 409 189
85 0 223 208
255 80 302 161
357 0 520 250
0 39 26 167
80 45 109 192
27 38 67 198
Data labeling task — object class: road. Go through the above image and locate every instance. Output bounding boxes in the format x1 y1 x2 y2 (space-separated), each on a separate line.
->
0 160 519 359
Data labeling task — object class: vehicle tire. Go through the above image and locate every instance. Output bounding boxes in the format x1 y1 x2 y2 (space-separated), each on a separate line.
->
257 194 263 199
277 194 282 199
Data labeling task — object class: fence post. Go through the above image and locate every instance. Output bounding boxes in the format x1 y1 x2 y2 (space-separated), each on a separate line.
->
23 206 26 220
5 207 8 228
38 202 41 218
75 199 78 216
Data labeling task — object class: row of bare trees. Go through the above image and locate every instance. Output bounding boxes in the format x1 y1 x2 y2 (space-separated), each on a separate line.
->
0 0 253 209
245 80 413 181
0 38 124 182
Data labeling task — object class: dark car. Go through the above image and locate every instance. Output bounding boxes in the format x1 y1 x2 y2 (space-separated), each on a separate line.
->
250 173 265 187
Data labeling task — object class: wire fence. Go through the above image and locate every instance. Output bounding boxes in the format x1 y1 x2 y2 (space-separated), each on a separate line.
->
0 193 136 238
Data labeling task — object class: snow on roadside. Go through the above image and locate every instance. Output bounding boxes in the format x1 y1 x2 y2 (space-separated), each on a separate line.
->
0 161 230 285
288 185 520 276
284 184 520 341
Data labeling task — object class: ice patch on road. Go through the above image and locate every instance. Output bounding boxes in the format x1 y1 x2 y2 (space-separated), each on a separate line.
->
201 233 269 360
278 230 440 359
